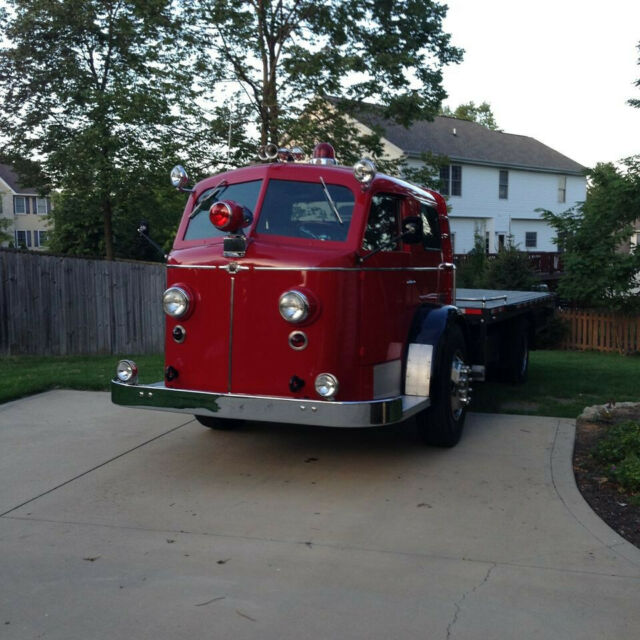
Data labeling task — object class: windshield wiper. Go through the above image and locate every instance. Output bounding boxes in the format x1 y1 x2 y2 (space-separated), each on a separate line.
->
189 180 228 219
319 176 343 225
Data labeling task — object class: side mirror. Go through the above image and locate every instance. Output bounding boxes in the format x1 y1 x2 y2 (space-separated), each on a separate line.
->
401 216 423 244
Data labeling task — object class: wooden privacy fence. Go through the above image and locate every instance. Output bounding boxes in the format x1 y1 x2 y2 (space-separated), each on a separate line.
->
558 308 640 354
0 249 165 356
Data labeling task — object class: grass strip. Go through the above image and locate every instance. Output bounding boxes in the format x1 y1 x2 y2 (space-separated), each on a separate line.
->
0 350 638 418
0 354 164 405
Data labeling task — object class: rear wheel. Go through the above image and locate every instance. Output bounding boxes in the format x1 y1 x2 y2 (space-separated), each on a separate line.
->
417 325 471 447
195 415 244 430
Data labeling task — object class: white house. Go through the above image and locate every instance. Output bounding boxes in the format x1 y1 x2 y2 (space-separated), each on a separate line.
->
0 164 52 250
351 112 587 254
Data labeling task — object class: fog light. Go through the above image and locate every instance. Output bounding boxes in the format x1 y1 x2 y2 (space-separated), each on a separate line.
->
315 373 339 399
116 360 138 384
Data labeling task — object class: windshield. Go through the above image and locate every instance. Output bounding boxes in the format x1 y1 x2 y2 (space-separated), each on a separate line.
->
184 179 262 240
255 179 354 242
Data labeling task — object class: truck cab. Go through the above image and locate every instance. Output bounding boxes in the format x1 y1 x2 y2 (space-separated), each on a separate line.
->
112 144 548 446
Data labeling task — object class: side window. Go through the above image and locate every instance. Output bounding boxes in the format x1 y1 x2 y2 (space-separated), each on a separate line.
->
420 202 441 250
362 194 402 252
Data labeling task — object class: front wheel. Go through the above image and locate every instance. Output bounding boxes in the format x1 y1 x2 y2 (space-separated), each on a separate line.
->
417 325 471 447
195 415 244 430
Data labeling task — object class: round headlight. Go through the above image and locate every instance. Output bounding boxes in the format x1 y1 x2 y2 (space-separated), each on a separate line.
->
116 359 138 384
163 286 190 318
315 373 339 399
279 290 309 323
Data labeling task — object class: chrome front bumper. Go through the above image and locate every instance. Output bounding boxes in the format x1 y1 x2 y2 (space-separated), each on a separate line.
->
111 380 429 428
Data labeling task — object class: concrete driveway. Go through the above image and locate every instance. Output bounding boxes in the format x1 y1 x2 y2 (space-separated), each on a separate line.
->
1 390 639 639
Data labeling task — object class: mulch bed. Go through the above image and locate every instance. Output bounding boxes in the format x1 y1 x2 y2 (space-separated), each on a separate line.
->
573 403 640 548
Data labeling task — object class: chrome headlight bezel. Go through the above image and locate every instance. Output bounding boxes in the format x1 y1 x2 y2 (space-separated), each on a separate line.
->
315 373 339 399
278 290 310 324
163 286 191 319
116 359 138 385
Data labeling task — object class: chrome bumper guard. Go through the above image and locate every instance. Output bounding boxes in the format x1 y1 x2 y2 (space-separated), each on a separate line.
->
111 380 429 428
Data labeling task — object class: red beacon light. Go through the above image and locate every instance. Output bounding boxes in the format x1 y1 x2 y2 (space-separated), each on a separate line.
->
209 200 252 233
311 142 337 165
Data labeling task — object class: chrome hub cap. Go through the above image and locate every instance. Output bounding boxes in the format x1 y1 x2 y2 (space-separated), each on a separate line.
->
450 353 472 419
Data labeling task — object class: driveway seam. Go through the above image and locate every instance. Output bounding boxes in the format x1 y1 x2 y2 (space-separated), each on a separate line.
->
4 513 640 582
0 418 194 518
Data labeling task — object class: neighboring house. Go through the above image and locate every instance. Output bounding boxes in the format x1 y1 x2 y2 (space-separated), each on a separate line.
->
0 163 52 250
350 112 587 254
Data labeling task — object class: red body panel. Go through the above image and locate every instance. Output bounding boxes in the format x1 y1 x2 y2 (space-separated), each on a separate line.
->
164 162 451 402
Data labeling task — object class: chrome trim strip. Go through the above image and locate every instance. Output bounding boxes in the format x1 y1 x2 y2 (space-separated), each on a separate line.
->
168 264 444 273
253 266 442 272
111 380 429 428
167 265 219 270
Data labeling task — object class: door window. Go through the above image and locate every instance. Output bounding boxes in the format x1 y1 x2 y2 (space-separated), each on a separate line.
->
362 194 402 252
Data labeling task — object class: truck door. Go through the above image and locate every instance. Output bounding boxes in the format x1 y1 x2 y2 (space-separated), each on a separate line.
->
409 198 445 305
358 192 413 369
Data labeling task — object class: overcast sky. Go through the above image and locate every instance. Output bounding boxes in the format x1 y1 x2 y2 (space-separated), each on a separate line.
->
440 0 640 168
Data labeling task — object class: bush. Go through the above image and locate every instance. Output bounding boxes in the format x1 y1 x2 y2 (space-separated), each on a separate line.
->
593 420 640 493
485 245 538 291
535 314 569 348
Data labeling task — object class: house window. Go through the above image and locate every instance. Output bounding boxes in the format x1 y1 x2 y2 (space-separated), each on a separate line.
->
439 165 462 196
499 170 508 199
450 232 456 254
558 176 567 203
525 232 537 248
14 196 26 214
38 230 49 246
15 230 32 248
36 198 48 214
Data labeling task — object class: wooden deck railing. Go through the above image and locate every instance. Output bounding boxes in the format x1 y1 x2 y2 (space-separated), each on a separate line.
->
558 308 640 354
453 251 563 274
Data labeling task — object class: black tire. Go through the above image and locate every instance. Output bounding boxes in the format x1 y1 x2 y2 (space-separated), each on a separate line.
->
504 321 529 384
195 415 244 430
417 325 470 447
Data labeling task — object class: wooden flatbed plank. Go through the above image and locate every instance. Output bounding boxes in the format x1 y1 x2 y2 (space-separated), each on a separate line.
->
456 288 553 310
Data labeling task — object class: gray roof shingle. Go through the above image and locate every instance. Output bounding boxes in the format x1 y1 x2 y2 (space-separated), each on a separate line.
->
0 163 39 194
357 111 586 175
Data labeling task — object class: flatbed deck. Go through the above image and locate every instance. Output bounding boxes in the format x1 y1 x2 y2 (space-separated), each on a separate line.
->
455 288 554 324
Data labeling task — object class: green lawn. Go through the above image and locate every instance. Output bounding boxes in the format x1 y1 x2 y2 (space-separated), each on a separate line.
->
473 350 640 418
0 350 638 418
0 354 164 405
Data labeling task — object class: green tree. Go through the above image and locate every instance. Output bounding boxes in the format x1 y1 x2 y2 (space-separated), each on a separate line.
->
440 101 499 130
540 157 640 312
628 41 639 109
0 0 226 260
194 0 463 159
0 217 12 245
485 245 537 291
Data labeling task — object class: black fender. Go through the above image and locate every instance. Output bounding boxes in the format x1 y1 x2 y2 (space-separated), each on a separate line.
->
404 305 468 397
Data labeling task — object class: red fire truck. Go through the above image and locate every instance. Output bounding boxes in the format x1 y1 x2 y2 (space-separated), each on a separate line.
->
111 143 553 446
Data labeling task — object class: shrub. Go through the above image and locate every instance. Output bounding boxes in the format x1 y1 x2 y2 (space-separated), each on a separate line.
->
593 420 640 493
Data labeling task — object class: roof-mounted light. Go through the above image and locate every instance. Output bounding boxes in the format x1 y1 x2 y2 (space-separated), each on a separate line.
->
311 143 337 165
209 199 252 233
354 158 376 186
170 165 192 192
